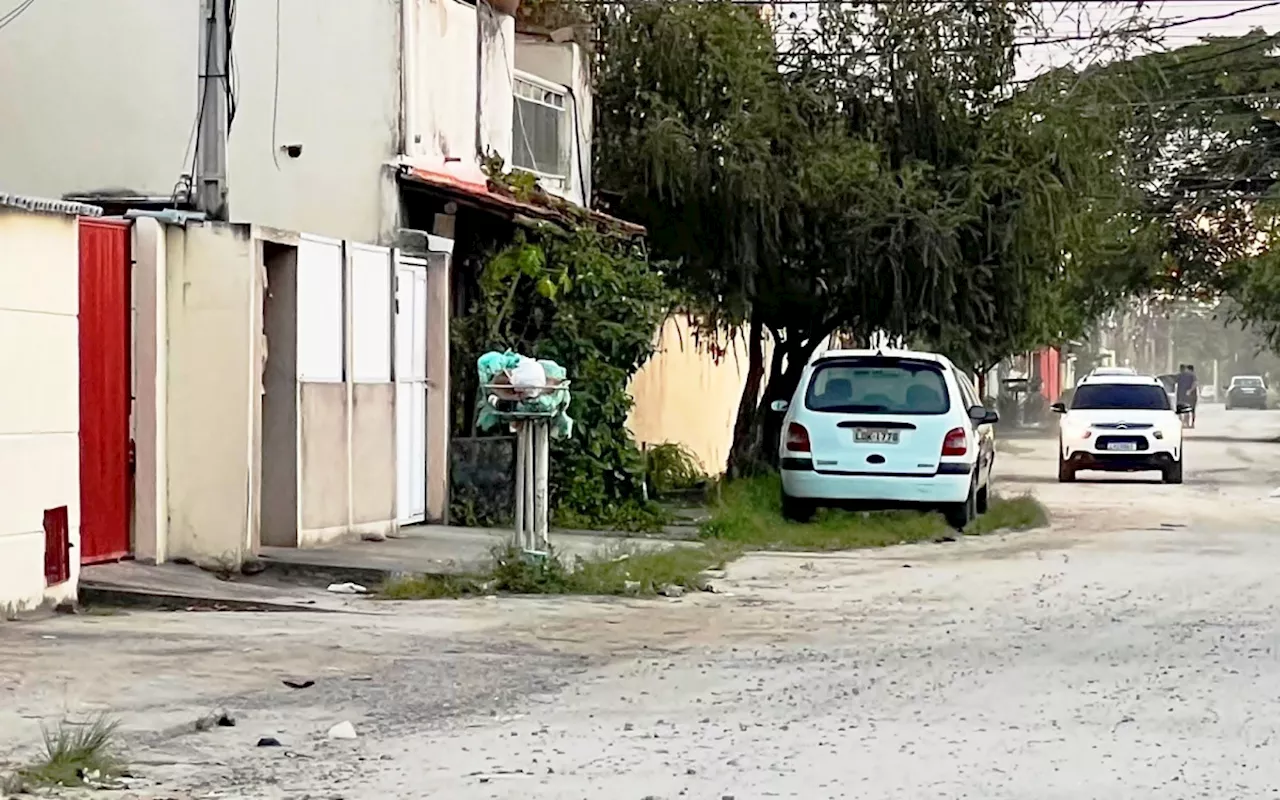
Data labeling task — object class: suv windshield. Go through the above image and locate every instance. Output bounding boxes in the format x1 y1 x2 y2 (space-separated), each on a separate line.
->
1232 377 1264 388
805 358 950 414
1071 383 1170 411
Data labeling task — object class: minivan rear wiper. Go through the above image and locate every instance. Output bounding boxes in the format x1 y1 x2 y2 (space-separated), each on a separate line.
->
822 404 890 413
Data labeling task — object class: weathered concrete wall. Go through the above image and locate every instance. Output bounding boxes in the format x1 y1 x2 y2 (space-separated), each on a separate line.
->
131 217 169 563
299 382 351 545
163 223 262 567
352 384 397 528
405 0 515 181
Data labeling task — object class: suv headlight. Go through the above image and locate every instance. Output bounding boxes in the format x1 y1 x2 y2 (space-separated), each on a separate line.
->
1063 424 1093 441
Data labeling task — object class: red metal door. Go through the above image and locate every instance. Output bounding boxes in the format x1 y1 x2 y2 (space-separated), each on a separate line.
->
78 219 132 563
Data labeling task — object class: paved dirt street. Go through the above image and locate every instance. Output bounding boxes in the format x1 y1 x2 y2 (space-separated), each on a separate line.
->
4 406 1280 799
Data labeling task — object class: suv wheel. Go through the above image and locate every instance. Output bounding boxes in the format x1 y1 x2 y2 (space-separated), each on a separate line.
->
1163 458 1184 485
1057 447 1076 483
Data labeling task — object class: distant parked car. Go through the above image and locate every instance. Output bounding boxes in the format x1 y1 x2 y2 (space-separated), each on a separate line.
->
773 349 998 530
1077 366 1137 387
1225 375 1269 410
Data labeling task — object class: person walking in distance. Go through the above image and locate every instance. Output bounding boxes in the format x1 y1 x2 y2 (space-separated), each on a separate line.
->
1176 364 1198 429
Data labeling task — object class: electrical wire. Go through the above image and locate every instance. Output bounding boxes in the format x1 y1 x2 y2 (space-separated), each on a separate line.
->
1165 30 1280 71
0 0 36 32
271 0 283 169
225 0 239 131
676 2 1280 60
174 10 219 205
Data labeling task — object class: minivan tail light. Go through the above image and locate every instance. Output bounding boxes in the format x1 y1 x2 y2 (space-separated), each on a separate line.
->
786 422 811 453
942 427 967 457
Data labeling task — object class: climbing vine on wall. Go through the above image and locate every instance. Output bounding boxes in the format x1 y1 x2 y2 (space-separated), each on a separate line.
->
452 226 673 530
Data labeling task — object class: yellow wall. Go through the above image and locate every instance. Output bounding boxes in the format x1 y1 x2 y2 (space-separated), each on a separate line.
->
627 316 770 475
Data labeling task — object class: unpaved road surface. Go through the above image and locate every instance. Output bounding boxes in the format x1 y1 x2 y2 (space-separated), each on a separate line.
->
3 406 1280 799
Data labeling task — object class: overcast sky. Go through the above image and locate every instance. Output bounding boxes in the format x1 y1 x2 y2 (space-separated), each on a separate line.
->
1022 0 1280 78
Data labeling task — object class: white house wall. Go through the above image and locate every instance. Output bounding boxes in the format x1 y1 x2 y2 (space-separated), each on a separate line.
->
407 0 515 174
226 0 403 244
0 209 82 614
0 0 197 201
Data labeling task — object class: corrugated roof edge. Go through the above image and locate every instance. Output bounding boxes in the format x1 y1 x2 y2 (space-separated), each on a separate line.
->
0 192 104 218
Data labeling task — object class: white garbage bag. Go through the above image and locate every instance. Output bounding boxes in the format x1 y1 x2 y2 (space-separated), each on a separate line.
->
508 356 547 398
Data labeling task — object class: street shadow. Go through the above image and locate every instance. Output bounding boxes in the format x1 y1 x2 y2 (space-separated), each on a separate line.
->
1187 435 1280 445
1006 474 1166 485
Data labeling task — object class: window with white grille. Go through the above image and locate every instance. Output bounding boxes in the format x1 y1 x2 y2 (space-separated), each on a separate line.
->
512 74 570 190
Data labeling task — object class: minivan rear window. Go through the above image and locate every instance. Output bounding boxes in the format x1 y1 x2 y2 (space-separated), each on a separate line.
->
805 358 950 414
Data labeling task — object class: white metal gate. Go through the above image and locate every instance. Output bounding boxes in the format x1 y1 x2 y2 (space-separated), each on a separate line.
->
395 255 428 525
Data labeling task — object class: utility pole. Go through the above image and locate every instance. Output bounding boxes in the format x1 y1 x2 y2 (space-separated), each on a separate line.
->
195 0 229 219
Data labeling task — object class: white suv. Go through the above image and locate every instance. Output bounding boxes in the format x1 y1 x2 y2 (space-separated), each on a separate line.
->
1053 374 1189 484
773 349 998 529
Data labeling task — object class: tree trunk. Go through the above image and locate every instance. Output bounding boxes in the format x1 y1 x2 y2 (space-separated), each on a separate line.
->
726 324 831 476
726 319 765 477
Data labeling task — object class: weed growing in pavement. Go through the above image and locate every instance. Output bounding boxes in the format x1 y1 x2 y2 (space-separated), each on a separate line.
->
381 542 732 600
701 474 1049 550
6 714 127 791
553 542 735 595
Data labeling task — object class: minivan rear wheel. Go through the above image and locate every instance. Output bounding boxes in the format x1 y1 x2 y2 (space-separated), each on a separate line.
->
943 478 977 531
781 492 816 523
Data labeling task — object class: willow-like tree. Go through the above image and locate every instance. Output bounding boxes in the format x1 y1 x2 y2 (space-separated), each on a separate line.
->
1079 30 1280 349
595 0 1148 473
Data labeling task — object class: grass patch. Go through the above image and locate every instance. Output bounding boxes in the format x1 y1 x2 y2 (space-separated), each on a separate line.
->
381 573 489 600
964 493 1049 535
702 474 1049 550
384 476 1049 601
5 715 127 791
381 542 732 600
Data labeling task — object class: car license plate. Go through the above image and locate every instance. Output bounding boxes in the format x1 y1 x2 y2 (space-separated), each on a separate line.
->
854 429 899 444
1108 441 1138 452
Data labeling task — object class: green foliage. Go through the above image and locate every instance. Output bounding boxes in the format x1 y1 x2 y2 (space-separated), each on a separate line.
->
1073 32 1280 343
701 474 1049 548
596 0 788 329
644 442 706 496
595 0 1159 471
381 542 729 599
453 227 673 530
9 715 126 791
964 494 1050 536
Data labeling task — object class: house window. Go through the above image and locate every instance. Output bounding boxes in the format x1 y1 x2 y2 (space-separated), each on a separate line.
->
512 74 570 190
